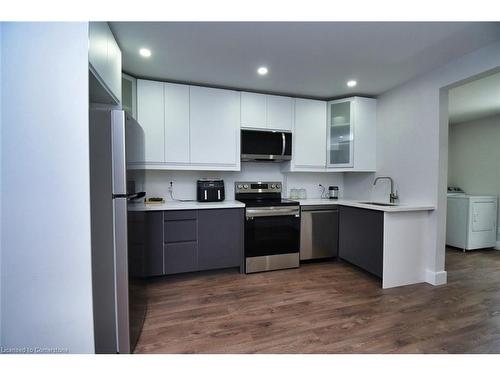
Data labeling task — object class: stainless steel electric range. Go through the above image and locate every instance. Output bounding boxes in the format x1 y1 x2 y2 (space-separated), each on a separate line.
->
235 181 300 273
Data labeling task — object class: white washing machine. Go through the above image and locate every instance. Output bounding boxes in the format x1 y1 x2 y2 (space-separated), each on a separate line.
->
446 189 498 251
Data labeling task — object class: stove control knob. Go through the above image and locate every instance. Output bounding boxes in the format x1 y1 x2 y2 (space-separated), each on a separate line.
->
276 184 281 190
271 184 276 189
237 184 243 189
243 184 249 189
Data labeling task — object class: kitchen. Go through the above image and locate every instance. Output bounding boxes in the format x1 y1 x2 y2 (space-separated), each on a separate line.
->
90 22 460 353
2 15 500 364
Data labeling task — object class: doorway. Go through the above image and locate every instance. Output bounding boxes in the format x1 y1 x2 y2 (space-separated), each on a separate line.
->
445 71 500 264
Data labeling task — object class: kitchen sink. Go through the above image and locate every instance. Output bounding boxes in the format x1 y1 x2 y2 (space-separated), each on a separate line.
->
358 201 398 207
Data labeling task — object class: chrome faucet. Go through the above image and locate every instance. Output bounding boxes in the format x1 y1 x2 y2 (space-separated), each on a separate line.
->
373 176 399 204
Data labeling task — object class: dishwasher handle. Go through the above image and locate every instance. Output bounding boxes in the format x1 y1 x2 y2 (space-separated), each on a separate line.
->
303 209 338 214
301 206 339 213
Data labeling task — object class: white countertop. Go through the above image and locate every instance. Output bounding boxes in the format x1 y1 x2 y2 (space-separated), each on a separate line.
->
293 199 435 212
129 200 245 211
129 198 434 212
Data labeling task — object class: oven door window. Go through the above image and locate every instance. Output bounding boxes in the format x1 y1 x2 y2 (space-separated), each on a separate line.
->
245 215 300 257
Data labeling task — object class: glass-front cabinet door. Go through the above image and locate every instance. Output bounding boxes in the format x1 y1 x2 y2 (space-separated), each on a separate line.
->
327 99 354 168
122 73 137 119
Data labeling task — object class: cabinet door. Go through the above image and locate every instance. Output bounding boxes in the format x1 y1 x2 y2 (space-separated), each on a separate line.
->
339 206 383 278
294 99 327 168
352 97 376 171
89 22 121 103
164 83 190 163
267 95 293 131
88 22 109 87
144 212 164 276
106 31 122 103
189 86 240 166
198 209 243 270
241 92 267 129
137 80 165 163
328 99 354 167
122 73 137 119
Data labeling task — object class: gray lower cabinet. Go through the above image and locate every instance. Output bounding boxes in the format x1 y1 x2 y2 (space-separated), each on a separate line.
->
338 206 384 278
143 208 244 276
144 212 164 276
163 210 198 274
164 242 198 274
198 208 244 270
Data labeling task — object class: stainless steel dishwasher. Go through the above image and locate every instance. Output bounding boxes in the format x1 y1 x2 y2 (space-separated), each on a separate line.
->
300 205 339 260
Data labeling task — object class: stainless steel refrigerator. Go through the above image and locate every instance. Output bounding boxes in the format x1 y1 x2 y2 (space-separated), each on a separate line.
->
89 109 147 354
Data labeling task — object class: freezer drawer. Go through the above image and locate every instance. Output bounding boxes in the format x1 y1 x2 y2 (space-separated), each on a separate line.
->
300 206 339 260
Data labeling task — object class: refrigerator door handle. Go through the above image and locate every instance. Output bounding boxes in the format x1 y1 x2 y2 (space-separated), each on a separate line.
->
113 197 131 353
128 191 146 201
111 110 127 195
113 192 146 201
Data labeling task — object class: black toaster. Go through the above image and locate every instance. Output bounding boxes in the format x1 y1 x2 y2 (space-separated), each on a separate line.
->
197 179 225 202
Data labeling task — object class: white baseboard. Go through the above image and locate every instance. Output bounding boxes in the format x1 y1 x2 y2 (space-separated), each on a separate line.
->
425 270 447 286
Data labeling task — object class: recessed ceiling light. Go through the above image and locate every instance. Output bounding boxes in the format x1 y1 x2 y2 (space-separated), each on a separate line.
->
347 80 357 88
139 48 152 58
257 66 268 75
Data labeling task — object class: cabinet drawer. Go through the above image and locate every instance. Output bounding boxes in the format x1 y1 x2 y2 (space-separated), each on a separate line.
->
164 219 197 243
164 210 197 221
164 242 198 274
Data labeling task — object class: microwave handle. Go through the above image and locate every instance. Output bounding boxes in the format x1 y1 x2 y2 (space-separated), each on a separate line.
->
281 132 286 156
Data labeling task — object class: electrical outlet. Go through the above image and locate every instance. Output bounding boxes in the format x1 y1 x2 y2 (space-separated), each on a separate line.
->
167 181 174 200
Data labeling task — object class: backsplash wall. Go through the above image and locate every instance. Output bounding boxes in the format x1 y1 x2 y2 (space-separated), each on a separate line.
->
136 163 344 201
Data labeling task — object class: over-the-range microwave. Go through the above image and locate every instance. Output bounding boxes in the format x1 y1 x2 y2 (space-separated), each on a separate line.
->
241 129 292 162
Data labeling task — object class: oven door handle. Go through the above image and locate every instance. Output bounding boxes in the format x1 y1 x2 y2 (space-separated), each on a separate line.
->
246 206 300 219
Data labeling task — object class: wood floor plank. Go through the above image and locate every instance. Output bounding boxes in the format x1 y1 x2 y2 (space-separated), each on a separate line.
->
134 248 500 354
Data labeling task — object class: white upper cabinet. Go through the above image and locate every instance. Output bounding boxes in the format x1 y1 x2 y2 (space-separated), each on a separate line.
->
241 92 267 129
88 23 108 85
190 86 240 168
327 97 376 171
133 79 375 172
88 22 122 103
352 97 376 171
292 98 327 169
135 80 240 170
122 73 137 118
240 92 294 131
266 95 294 131
327 99 354 167
137 79 165 163
164 83 190 164
106 34 122 103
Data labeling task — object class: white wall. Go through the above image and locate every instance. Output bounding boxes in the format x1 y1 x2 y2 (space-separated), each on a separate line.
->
1 23 95 353
343 41 500 285
448 115 500 241
137 163 344 201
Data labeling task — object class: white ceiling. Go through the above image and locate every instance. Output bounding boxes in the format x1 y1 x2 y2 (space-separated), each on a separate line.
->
449 71 500 124
110 22 500 99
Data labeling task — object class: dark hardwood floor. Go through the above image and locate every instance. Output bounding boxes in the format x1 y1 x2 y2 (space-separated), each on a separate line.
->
134 248 500 353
